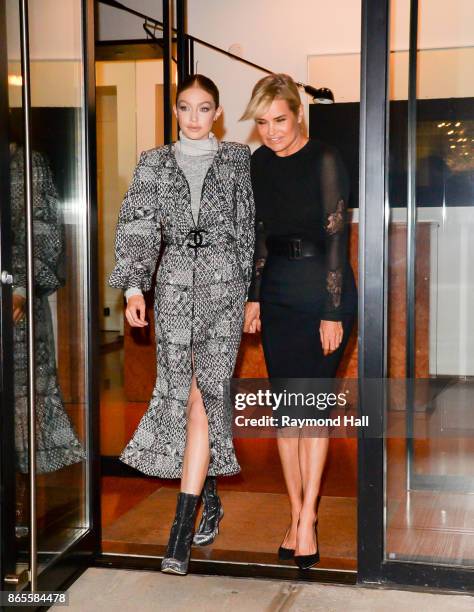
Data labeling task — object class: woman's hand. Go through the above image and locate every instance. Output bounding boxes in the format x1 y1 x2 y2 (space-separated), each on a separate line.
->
125 294 148 327
13 294 26 324
319 320 343 356
244 301 261 333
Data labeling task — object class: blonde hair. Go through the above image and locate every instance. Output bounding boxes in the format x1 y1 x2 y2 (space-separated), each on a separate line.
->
240 73 302 120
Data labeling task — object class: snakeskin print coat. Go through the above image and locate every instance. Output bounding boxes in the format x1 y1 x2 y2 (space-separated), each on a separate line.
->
11 147 85 473
109 141 255 478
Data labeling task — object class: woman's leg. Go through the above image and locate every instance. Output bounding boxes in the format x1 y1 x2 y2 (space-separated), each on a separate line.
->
295 315 355 555
161 371 210 574
261 300 314 551
182 349 224 548
295 434 329 555
181 373 210 495
277 433 303 549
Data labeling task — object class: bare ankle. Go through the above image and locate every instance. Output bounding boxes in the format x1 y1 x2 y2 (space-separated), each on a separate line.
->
291 509 302 523
299 507 317 523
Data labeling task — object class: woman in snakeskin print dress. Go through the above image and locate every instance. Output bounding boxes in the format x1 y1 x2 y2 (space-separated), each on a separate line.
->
109 75 255 574
10 140 86 534
10 144 85 476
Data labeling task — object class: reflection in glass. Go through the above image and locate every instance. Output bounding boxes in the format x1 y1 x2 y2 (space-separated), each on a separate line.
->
29 0 89 571
5 0 30 580
385 18 474 565
9 115 86 541
5 0 90 576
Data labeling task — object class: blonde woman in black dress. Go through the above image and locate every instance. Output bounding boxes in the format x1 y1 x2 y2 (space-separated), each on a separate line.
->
243 74 357 569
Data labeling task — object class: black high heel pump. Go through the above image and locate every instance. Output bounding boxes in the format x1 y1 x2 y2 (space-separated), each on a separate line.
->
294 521 320 570
278 527 295 560
278 545 295 561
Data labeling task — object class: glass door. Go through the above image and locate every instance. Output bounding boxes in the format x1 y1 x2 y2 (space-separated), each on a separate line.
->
0 0 25 593
0 0 99 598
385 0 474 571
358 0 474 591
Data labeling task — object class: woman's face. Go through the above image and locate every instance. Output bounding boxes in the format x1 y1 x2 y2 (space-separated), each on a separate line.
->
255 98 304 156
173 86 222 140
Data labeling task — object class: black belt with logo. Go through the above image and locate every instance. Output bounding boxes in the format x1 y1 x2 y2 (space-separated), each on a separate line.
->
186 228 209 252
266 236 321 260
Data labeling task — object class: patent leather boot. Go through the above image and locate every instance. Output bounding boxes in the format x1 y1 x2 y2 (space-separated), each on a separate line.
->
193 477 223 547
161 492 200 575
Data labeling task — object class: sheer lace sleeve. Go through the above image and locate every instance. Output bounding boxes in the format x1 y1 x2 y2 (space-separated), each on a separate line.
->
320 147 350 321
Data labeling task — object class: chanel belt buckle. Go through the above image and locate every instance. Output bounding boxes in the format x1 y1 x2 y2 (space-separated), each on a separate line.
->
186 228 209 252
288 238 303 260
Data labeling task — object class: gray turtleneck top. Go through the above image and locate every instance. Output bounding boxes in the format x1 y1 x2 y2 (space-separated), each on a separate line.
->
174 130 218 224
125 132 219 301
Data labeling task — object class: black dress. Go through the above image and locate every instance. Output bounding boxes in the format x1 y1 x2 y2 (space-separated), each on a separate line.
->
248 139 357 380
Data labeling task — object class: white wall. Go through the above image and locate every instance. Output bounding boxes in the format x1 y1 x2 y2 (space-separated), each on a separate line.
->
392 0 474 50
97 0 163 41
309 46 474 104
188 0 362 146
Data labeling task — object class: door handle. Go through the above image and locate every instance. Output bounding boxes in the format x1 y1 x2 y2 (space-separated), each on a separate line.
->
4 569 30 588
1 271 13 285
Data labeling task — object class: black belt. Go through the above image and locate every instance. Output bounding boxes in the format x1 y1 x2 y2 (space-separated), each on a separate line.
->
186 228 209 252
164 229 234 252
266 236 320 260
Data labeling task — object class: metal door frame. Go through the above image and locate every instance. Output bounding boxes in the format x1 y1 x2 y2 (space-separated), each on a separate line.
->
0 0 18 589
0 0 101 597
357 0 474 592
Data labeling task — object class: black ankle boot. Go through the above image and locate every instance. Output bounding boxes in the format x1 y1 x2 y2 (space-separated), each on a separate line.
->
192 477 223 547
161 492 200 575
